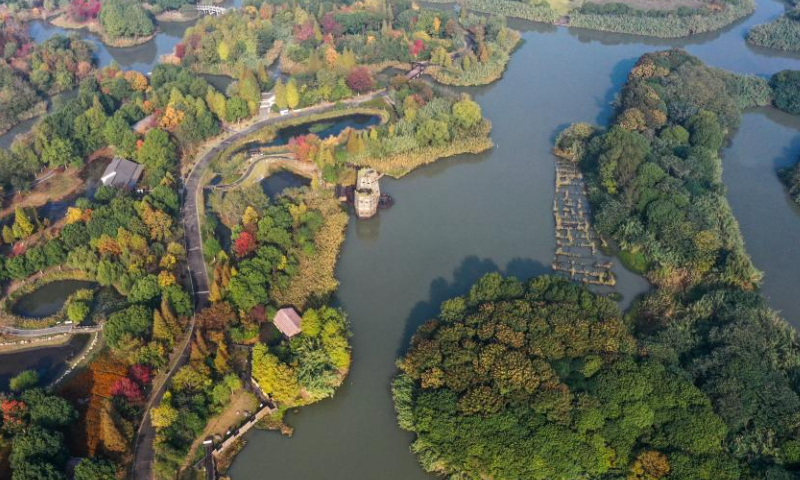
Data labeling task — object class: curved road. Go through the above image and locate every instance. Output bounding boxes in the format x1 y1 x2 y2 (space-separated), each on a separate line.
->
130 91 387 480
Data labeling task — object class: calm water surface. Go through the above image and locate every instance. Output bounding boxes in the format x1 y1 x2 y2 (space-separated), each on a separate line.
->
0 334 89 391
3 0 800 476
12 280 96 318
229 0 800 478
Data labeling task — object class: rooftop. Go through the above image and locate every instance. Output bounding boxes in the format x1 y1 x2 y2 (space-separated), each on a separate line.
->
101 157 144 190
273 307 302 338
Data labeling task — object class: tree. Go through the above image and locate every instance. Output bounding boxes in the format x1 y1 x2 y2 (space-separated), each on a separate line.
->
452 97 482 129
67 300 90 322
74 458 116 480
150 398 178 429
274 79 288 111
252 344 300 404
346 67 374 94
225 96 250 122
9 370 39 392
137 128 177 186
42 137 82 168
286 78 299 110
770 70 800 114
99 0 155 40
12 207 35 239
415 119 450 146
237 69 261 114
105 305 152 349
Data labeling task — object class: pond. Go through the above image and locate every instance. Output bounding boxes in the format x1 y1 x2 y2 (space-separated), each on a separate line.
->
265 114 382 147
228 0 800 478
0 334 89 392
260 170 311 199
12 280 96 319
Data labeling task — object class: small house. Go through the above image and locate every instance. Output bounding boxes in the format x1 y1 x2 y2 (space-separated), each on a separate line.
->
101 157 144 190
273 307 302 338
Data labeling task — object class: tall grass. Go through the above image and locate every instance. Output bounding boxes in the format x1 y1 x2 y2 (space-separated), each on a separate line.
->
747 15 800 52
355 122 493 178
569 0 755 38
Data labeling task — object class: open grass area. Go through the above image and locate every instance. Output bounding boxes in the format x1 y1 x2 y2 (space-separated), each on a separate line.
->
182 390 259 470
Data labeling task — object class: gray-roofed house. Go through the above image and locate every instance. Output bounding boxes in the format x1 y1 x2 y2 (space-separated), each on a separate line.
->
273 307 302 338
100 157 144 190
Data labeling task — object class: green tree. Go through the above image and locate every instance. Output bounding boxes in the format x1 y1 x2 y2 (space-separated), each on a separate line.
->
74 458 117 480
274 79 288 111
286 78 300 110
67 301 90 323
452 96 482 129
41 137 82 168
12 207 35 239
252 344 300 404
9 370 39 392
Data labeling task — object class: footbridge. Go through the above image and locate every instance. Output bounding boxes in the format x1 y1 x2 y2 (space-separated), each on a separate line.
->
196 4 228 16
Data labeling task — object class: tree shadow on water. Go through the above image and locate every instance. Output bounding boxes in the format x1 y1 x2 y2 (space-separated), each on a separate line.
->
395 256 548 359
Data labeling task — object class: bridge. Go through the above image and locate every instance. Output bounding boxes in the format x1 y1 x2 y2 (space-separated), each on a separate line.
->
196 4 228 16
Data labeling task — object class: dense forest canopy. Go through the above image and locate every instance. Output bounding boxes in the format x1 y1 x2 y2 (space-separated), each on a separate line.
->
558 49 772 290
394 274 745 480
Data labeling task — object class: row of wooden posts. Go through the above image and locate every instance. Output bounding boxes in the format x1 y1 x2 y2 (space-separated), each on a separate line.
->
552 158 616 287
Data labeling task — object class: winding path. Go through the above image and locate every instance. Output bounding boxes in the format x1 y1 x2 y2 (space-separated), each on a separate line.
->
130 90 387 480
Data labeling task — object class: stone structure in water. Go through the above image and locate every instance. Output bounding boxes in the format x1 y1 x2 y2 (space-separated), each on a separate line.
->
355 168 381 218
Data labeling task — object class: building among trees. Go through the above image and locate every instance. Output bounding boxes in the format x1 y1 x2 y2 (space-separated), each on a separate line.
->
100 157 144 190
273 307 302 338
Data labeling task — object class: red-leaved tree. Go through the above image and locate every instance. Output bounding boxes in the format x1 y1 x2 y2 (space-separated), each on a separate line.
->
68 0 101 22
175 43 186 60
321 13 342 36
130 364 153 386
288 134 319 162
294 20 315 42
233 231 257 258
410 39 425 57
110 378 144 404
346 67 375 94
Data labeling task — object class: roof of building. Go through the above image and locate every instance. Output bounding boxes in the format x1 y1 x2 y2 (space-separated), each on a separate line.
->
273 307 302 338
101 157 144 190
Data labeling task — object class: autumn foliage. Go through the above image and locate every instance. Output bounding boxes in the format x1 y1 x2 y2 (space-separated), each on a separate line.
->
233 231 257 258
68 0 102 21
346 67 375 94
58 353 129 456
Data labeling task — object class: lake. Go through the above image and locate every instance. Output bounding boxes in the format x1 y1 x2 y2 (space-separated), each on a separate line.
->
2 0 800 476
228 0 800 478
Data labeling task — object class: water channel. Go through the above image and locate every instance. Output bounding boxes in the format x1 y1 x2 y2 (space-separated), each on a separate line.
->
1 0 800 476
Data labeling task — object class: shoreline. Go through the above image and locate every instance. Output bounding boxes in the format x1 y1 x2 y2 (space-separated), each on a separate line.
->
423 0 755 38
49 14 157 48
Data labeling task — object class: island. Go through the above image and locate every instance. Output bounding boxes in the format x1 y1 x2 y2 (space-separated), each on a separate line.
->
395 49 800 480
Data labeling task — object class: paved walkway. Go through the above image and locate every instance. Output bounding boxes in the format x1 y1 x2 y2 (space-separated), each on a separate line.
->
0 324 101 337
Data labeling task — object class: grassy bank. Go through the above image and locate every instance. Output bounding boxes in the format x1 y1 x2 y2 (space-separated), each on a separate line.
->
425 0 753 38
0 269 94 329
747 14 800 52
428 31 522 87
354 121 494 178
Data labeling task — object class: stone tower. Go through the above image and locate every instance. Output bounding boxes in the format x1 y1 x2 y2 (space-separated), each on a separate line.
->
355 168 381 219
